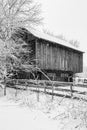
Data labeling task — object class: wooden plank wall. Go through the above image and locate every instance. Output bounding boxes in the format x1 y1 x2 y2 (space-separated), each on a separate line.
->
35 39 83 73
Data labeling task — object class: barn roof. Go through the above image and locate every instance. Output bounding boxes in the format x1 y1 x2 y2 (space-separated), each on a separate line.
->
26 27 84 53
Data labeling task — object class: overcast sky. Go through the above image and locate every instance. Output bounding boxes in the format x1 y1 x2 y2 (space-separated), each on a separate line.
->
38 0 87 66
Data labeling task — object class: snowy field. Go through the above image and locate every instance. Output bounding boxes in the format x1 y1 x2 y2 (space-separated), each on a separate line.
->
0 87 87 130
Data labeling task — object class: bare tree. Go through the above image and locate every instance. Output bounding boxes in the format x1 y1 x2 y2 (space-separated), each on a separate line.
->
43 29 68 42
0 0 42 40
43 29 80 48
0 0 42 95
69 40 79 48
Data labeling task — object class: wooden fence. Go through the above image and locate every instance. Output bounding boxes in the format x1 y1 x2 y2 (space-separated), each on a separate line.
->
2 79 87 101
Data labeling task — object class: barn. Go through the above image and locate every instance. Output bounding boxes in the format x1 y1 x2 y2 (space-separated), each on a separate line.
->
15 27 84 82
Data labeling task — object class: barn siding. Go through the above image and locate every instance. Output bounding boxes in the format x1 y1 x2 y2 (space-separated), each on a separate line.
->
35 39 83 73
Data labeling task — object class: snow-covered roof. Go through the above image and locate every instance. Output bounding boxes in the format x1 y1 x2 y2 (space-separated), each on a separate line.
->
26 27 84 53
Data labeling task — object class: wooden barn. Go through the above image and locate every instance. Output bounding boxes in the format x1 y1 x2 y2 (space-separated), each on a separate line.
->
16 28 84 82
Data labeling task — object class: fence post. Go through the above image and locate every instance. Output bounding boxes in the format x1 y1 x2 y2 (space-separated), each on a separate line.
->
4 77 6 96
52 76 55 100
44 82 46 93
15 80 18 97
4 84 6 96
25 80 28 90
70 84 73 97
36 79 39 102
52 81 54 100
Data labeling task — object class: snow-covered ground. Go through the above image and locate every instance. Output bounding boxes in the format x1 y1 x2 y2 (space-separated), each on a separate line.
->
0 99 58 130
0 87 87 130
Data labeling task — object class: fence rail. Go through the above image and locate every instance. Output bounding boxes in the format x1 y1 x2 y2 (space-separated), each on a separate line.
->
1 79 87 100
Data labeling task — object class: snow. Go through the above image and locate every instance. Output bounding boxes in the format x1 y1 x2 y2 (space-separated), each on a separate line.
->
0 87 87 130
0 98 58 130
25 27 84 52
0 89 60 130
